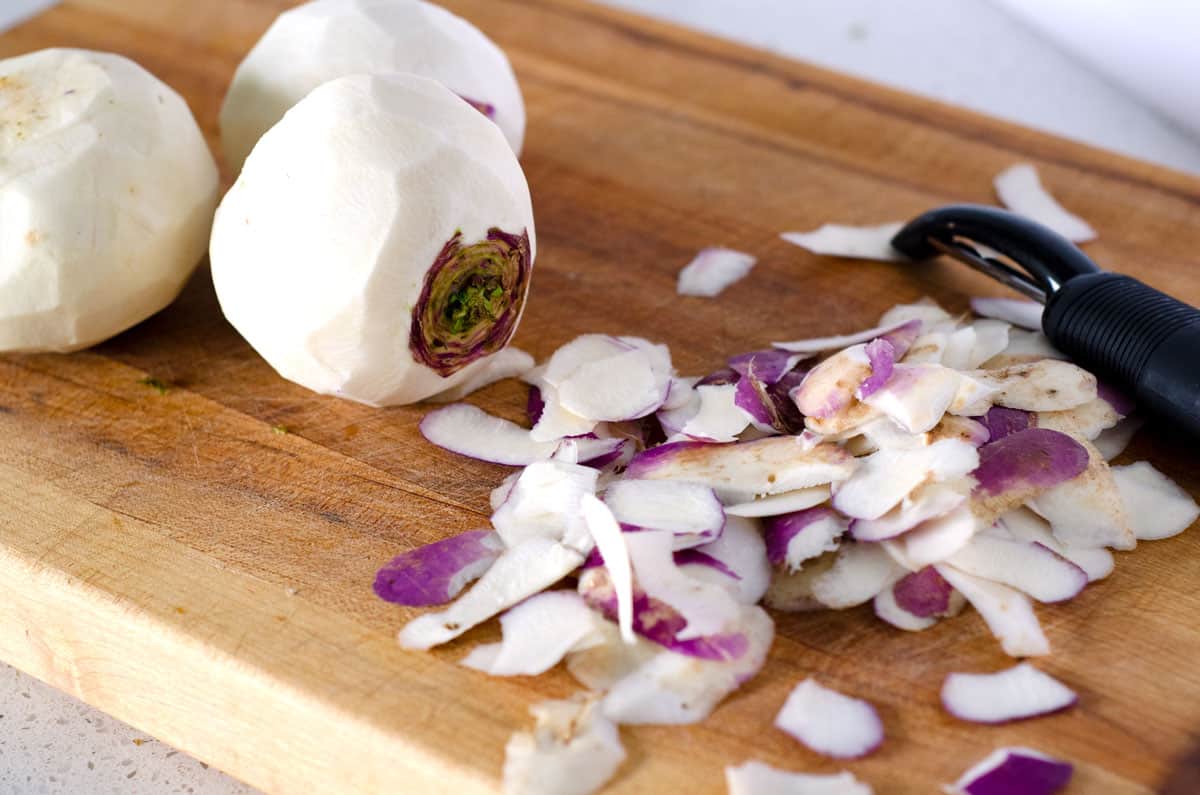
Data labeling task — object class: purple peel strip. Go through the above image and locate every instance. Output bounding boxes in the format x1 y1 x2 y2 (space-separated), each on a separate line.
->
673 549 742 580
734 368 778 428
625 440 713 478
373 530 497 606
728 349 802 384
857 338 896 398
697 367 740 387
971 428 1089 497
762 507 835 567
962 752 1072 795
1096 381 1136 417
892 567 953 617
582 577 749 661
877 319 921 359
526 385 545 425
975 406 1032 443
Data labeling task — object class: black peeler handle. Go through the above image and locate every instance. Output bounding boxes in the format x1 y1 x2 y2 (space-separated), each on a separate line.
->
892 204 1200 438
1045 272 1200 438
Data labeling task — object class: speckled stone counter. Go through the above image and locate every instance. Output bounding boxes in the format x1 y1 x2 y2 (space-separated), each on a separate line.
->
0 664 256 795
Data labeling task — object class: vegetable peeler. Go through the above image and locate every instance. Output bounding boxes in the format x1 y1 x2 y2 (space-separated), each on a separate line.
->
891 204 1200 438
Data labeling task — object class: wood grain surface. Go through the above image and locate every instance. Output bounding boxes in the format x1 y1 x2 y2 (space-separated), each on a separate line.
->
1 1 1199 793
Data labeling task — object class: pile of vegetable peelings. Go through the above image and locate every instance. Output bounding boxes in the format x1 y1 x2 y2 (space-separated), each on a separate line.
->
12 3 1194 790
375 177 1200 795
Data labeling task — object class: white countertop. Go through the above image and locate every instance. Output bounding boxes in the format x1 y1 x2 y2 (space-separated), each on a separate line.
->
0 1 1197 794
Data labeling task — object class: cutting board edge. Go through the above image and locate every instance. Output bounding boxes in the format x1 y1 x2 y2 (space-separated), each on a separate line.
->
0 460 499 795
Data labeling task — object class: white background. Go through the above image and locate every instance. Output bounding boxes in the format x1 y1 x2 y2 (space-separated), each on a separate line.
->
0 1 1197 793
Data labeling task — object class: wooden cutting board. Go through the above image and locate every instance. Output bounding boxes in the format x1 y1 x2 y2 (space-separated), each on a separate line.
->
1 1 1199 793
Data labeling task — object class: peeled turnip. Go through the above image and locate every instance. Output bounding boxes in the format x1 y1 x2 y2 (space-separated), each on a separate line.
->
0 48 218 352
428 346 534 402
211 72 534 405
220 0 525 172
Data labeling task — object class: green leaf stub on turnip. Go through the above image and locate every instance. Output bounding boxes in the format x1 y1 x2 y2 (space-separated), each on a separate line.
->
409 226 531 377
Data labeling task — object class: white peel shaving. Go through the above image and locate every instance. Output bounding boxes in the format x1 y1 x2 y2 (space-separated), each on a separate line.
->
780 222 906 262
1112 461 1200 540
624 529 740 640
936 565 1050 657
724 485 831 517
774 678 884 758
994 163 1096 243
502 694 625 795
725 761 874 795
941 663 1076 723
599 604 774 725
579 494 636 643
677 247 757 297
461 592 607 675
